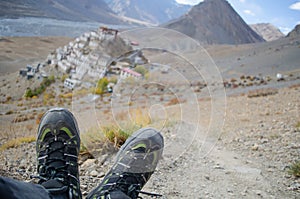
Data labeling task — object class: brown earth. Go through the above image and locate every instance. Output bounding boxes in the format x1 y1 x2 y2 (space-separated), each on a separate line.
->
0 85 299 198
0 36 72 75
0 34 299 198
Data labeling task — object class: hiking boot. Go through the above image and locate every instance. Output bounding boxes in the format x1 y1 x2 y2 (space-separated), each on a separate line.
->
87 127 164 199
36 108 81 199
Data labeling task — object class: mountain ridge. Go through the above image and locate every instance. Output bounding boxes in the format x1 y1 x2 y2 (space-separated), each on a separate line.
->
163 0 265 44
250 23 284 41
287 24 300 38
106 0 191 25
0 0 124 24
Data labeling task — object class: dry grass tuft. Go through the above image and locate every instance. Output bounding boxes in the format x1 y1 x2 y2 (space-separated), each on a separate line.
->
81 108 155 151
0 136 36 152
102 125 130 148
166 97 186 106
288 161 300 178
247 88 278 98
295 121 300 129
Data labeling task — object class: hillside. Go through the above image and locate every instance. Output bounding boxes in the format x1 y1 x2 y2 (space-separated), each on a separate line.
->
0 0 124 24
287 24 300 38
0 25 299 198
106 0 191 24
250 23 284 41
163 0 265 44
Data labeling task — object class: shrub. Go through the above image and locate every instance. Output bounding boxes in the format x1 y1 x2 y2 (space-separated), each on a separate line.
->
94 77 109 95
134 65 148 76
74 88 89 96
12 115 30 123
25 88 34 98
288 161 300 178
247 88 278 98
24 76 55 98
296 121 300 129
230 78 237 83
0 136 36 152
102 125 130 147
43 92 55 105
61 92 73 99
36 112 45 125
129 108 151 127
5 110 13 115
6 96 12 102
61 74 69 82
81 107 176 156
166 98 186 106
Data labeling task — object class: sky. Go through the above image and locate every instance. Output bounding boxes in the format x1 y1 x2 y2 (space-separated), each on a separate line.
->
176 0 300 35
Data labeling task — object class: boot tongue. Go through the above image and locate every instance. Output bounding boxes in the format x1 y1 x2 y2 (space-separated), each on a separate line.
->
48 141 65 168
40 141 70 195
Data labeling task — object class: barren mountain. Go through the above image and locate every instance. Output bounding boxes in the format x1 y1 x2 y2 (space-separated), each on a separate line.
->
0 0 124 24
287 24 300 38
163 0 265 44
250 23 284 41
106 0 191 25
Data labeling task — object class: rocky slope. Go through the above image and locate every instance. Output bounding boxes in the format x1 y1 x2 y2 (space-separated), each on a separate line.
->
163 0 265 44
287 24 300 38
250 23 284 41
0 0 124 24
0 86 299 198
106 0 191 25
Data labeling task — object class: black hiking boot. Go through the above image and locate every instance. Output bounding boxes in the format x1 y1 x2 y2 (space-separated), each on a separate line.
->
86 127 164 199
35 108 82 199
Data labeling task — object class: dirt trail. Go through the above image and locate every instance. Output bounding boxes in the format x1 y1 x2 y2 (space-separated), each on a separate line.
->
141 121 273 198
141 87 300 198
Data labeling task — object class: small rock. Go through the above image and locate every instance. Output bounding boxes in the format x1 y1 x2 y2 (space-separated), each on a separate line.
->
214 165 224 169
245 160 252 164
97 171 105 178
288 182 300 191
98 154 109 165
90 170 99 177
19 159 27 169
82 191 88 196
261 139 268 144
81 159 96 169
227 188 233 193
251 144 259 151
80 184 88 190
255 190 262 196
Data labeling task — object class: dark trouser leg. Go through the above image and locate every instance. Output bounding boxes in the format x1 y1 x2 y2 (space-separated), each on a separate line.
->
87 190 131 199
0 176 68 199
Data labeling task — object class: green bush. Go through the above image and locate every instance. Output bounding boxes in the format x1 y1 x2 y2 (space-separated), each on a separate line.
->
103 126 130 147
61 74 68 82
288 161 300 177
94 77 109 95
25 88 34 98
134 65 148 76
25 76 55 98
